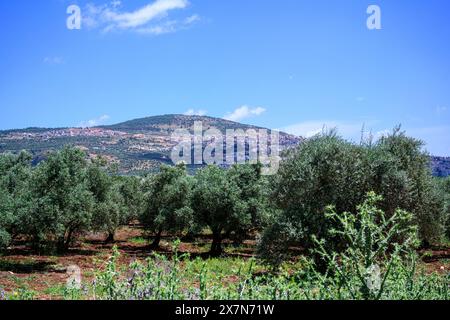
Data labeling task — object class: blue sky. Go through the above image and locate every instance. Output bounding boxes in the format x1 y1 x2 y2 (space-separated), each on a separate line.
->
0 0 449 155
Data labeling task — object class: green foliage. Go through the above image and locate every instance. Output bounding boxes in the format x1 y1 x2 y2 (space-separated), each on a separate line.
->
374 128 446 244
260 128 447 265
117 175 144 223
89 199 448 300
26 147 94 251
0 129 449 301
1 288 36 300
437 176 450 239
140 164 193 247
0 151 33 249
91 183 123 242
311 192 419 299
0 192 14 249
88 156 145 242
259 131 368 264
227 163 270 243
192 164 266 255
88 158 133 242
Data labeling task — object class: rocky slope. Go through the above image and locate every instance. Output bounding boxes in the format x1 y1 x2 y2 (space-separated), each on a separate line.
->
0 115 302 174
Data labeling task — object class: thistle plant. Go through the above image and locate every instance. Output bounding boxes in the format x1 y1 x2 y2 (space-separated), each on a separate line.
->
311 192 421 300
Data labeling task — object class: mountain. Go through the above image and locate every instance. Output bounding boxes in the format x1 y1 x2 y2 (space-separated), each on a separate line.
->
1 114 449 177
0 115 302 174
431 156 450 177
102 114 266 132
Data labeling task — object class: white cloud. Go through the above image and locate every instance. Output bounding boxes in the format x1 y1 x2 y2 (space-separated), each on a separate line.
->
83 0 200 35
184 108 207 116
43 57 64 65
184 14 200 24
106 0 187 28
280 120 369 140
224 105 266 122
79 115 110 128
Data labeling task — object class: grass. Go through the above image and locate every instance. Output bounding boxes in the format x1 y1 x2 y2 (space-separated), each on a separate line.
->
78 246 448 301
128 237 149 245
0 220 449 300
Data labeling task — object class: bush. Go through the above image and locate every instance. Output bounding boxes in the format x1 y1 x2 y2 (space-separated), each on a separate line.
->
311 192 419 299
259 128 447 265
373 128 446 245
259 131 368 263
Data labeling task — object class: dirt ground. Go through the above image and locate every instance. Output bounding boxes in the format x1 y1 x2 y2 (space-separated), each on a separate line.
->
0 225 449 300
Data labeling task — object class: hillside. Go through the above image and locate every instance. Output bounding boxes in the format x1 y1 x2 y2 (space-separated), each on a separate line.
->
0 114 302 174
102 114 265 132
431 156 450 177
1 114 448 176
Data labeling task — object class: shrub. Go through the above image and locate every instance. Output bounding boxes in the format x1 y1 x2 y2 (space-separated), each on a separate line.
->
311 192 419 299
259 128 447 265
373 128 446 245
259 131 368 263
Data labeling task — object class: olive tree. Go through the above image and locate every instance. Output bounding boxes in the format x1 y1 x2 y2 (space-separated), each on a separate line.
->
258 128 447 266
28 147 94 252
226 163 270 244
87 159 120 242
88 157 144 242
192 164 267 255
258 131 368 265
140 164 193 248
373 129 446 245
0 152 33 249
0 192 13 249
117 175 144 224
437 176 450 239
